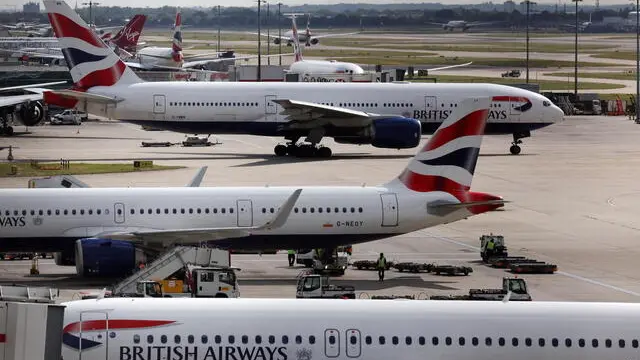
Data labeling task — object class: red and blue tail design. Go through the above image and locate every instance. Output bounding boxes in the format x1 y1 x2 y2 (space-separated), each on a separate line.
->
390 97 504 213
171 10 184 63
44 0 140 90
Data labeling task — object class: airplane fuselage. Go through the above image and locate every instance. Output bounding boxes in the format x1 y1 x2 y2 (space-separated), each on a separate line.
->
61 298 640 360
83 82 562 137
288 60 365 75
134 46 182 68
0 185 465 253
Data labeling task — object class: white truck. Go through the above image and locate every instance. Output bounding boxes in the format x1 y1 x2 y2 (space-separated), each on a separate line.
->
295 273 356 299
50 109 87 125
120 266 240 298
296 247 351 275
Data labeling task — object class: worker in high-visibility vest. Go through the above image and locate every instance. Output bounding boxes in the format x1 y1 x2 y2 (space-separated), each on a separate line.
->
486 239 496 258
287 250 296 267
376 253 387 282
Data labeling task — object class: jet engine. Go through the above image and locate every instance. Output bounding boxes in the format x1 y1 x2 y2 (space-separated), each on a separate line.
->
334 117 421 149
310 38 319 45
15 100 45 126
74 238 149 277
274 38 281 45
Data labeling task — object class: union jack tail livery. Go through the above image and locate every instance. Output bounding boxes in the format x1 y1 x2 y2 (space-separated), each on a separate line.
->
44 0 141 90
390 97 505 214
171 10 183 63
290 15 303 62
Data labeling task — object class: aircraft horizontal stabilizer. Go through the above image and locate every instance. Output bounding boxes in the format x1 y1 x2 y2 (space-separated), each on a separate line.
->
186 166 208 187
428 199 508 210
0 81 68 93
100 189 302 244
45 90 123 104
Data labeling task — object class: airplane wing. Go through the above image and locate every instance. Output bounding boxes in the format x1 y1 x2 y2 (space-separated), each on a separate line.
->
311 31 360 39
182 53 294 69
245 32 285 39
0 94 44 108
426 22 448 26
272 99 380 129
186 166 207 187
407 62 473 76
0 81 68 92
467 21 504 27
98 188 302 244
44 89 123 105
0 48 64 60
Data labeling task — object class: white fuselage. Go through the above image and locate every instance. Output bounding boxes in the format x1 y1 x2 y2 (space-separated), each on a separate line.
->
134 46 181 68
0 185 464 251
82 82 563 135
288 60 365 75
61 298 640 360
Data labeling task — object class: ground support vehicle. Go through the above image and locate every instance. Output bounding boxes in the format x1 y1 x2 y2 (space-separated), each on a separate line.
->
351 260 393 270
393 262 432 273
295 272 355 299
431 264 473 276
430 277 531 301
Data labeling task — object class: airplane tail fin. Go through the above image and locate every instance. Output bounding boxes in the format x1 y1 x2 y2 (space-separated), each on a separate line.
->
171 10 184 63
305 15 311 47
290 15 303 62
110 14 147 53
387 97 505 214
43 0 142 90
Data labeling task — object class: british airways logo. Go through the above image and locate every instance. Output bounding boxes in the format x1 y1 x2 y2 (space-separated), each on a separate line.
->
120 345 288 360
0 216 26 227
63 319 176 351
412 96 532 121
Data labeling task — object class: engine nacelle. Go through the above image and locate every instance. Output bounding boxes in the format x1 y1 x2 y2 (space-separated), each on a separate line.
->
335 117 421 149
75 238 147 277
15 101 44 126
54 249 75 266
310 38 319 45
273 38 281 45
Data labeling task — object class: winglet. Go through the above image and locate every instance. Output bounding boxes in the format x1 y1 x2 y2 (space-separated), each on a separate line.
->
258 189 302 230
186 166 208 187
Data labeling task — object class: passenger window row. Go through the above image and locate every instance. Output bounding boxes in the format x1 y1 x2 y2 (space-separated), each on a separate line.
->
133 334 316 346
169 102 259 107
363 335 640 349
292 206 363 214
128 207 234 215
2 208 107 217
381 103 413 108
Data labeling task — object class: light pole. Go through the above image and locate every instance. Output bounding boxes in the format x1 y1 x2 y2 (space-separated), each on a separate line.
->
572 0 582 95
257 0 266 81
278 2 282 66
523 0 536 83
81 1 100 27
217 5 221 54
635 2 639 122
267 2 270 66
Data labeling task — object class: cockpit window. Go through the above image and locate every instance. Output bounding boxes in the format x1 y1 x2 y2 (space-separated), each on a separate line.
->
543 101 551 107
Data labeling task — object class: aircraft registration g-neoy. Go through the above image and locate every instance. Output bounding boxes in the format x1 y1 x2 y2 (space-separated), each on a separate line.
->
42 0 563 157
61 297 640 360
1 94 504 277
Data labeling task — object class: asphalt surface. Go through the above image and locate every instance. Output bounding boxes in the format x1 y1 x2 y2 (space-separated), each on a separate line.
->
1 114 640 303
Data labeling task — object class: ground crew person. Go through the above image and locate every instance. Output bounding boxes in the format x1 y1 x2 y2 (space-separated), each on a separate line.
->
486 239 496 258
377 253 387 282
287 250 296 267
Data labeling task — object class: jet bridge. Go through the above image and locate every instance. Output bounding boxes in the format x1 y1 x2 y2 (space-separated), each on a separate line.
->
112 246 231 295
0 286 64 360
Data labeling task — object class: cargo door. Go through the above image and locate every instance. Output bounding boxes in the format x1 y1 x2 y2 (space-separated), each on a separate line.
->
153 94 166 114
324 329 340 358
77 311 110 360
264 95 278 121
509 97 523 122
380 193 398 227
236 200 253 227
345 329 361 358
113 203 125 224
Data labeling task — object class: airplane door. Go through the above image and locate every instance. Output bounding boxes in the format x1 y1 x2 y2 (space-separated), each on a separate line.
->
236 200 253 227
380 193 398 227
423 96 437 123
509 98 523 121
153 94 166 114
324 329 340 358
424 96 437 111
345 329 361 358
264 95 277 121
113 203 125 224
77 311 110 360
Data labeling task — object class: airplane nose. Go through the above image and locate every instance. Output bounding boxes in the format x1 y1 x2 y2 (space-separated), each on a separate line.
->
552 105 565 123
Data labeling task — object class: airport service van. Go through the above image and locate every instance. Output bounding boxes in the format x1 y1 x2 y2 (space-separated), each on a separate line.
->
125 267 240 298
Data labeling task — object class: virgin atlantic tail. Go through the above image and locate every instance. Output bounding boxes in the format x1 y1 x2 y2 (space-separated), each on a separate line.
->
387 97 506 215
109 14 147 54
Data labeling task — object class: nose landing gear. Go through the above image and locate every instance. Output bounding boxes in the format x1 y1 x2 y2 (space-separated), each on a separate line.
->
510 131 530 155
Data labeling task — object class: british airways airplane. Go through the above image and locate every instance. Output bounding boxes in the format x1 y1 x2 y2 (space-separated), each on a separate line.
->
42 0 563 157
1 94 503 277
61 297 640 360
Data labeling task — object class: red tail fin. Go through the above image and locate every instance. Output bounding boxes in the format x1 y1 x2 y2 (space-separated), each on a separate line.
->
110 15 146 53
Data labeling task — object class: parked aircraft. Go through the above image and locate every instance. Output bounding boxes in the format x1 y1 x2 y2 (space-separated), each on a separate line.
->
60 297 640 360
285 14 471 78
1 22 52 37
3 53 504 280
560 13 593 32
0 15 147 66
0 81 68 136
250 13 359 47
127 11 283 71
427 20 503 31
41 0 563 157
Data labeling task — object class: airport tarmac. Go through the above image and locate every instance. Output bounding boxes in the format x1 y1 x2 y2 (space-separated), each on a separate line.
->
1 114 640 303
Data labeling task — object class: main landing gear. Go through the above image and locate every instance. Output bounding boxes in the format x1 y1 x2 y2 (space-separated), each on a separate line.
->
509 131 531 155
274 142 332 158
